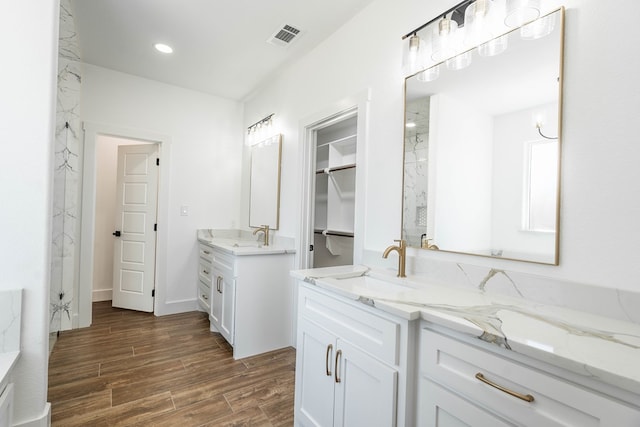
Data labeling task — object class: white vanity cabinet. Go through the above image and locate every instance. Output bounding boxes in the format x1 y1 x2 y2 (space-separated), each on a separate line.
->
417 327 640 426
294 283 415 427
197 244 214 312
198 241 295 359
0 383 14 427
209 248 236 345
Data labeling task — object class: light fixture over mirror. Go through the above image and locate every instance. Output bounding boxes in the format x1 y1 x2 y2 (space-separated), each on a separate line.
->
402 7 564 265
401 0 551 79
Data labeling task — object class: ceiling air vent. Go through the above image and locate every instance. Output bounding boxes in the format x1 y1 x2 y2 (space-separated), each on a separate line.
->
267 24 303 47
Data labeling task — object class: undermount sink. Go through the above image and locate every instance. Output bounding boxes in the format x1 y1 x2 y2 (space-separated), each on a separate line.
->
333 273 416 296
232 241 263 248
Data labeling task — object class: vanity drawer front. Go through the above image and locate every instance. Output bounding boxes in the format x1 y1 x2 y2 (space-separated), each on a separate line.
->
199 243 214 262
298 284 400 366
198 259 213 286
198 281 211 311
420 329 640 427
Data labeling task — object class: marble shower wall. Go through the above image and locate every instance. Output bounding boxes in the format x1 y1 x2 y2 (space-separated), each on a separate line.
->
51 0 82 332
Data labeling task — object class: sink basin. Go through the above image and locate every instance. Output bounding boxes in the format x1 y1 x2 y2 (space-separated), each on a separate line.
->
232 242 263 248
332 274 416 297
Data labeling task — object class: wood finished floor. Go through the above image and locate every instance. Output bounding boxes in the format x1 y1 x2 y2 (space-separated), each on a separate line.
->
48 301 296 426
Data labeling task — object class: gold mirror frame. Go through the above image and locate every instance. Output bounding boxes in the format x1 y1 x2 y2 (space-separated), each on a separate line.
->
402 7 564 265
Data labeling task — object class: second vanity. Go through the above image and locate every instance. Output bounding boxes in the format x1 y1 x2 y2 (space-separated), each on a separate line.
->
197 229 296 359
291 266 640 426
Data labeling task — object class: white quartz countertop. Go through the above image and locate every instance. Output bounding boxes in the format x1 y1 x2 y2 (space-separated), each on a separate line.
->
197 229 295 256
0 351 20 385
291 265 640 396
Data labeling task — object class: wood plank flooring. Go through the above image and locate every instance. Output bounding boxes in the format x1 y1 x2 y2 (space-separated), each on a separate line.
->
48 301 296 426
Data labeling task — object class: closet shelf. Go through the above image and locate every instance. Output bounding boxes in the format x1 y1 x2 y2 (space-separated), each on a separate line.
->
316 133 357 148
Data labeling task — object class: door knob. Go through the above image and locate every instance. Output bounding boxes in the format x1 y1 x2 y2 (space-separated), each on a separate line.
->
112 230 121 237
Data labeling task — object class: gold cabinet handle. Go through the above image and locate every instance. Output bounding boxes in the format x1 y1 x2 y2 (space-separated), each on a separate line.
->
203 269 209 275
325 344 333 376
475 373 534 403
335 350 342 383
203 250 211 254
202 294 208 301
216 276 222 293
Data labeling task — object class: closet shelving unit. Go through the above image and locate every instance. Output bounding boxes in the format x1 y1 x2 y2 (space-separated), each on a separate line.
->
313 116 357 267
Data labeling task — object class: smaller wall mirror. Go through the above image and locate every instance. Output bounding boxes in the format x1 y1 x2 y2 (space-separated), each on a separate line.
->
249 134 282 229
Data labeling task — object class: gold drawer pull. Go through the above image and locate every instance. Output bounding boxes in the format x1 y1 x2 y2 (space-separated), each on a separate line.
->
203 269 209 275
202 294 208 300
203 250 211 254
325 344 333 376
335 350 342 383
475 373 534 403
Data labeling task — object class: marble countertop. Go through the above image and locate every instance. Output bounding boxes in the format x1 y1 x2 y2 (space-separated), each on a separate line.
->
197 229 296 256
0 351 19 387
291 265 640 396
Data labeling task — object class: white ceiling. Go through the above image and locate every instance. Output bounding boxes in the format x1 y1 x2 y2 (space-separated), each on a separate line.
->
71 0 375 101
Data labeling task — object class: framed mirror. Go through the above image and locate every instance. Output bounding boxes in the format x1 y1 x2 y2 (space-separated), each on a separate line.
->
249 134 282 229
402 7 564 264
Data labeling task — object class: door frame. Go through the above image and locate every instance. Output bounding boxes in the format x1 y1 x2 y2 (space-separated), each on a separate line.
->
77 122 171 328
297 89 371 270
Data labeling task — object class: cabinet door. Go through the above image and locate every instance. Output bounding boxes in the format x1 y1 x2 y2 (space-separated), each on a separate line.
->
219 273 235 345
210 270 223 328
295 319 337 427
333 339 397 427
418 378 515 427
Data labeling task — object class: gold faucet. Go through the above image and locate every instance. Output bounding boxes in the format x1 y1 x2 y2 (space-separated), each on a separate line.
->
252 225 270 246
383 239 407 278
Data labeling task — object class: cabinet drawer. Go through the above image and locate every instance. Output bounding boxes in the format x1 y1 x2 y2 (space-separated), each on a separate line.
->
199 243 214 262
198 259 213 286
418 378 514 427
298 284 400 366
420 329 640 427
198 281 211 311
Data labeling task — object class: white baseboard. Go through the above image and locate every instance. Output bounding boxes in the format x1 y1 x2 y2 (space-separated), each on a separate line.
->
92 289 112 302
155 298 198 316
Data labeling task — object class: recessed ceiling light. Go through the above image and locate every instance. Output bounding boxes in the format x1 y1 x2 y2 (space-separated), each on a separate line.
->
154 43 173 54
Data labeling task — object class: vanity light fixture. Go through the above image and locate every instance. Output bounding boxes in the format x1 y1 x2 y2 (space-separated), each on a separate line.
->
405 122 417 128
246 113 275 146
504 0 540 28
153 43 174 54
402 33 425 75
401 0 551 80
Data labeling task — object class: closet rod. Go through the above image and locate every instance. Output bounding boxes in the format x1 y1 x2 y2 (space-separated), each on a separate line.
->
315 163 357 174
314 229 355 238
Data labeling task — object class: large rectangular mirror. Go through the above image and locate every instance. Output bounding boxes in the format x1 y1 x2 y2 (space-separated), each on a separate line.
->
402 7 564 264
249 134 282 229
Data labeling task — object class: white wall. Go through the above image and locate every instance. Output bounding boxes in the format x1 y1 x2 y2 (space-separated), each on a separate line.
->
0 1 57 424
243 0 640 293
81 64 244 312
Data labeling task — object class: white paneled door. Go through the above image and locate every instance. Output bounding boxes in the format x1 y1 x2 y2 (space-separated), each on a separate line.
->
112 144 159 312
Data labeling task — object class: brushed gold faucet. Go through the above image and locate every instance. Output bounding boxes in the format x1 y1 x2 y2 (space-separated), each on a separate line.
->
252 225 270 246
383 239 407 278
